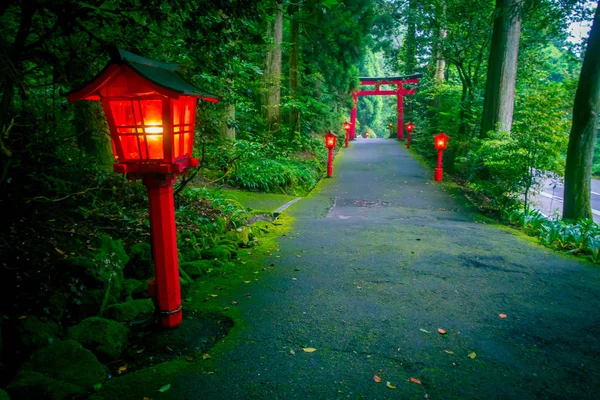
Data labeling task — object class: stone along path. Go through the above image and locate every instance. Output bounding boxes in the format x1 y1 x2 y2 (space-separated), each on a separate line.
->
175 139 600 399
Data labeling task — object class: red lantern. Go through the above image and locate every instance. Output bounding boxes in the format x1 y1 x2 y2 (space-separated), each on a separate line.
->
406 122 415 133
67 48 218 178
325 131 337 149
343 122 351 148
66 49 219 328
434 133 449 150
365 131 370 138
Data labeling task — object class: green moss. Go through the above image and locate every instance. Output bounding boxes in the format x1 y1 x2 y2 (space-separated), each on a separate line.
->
201 245 234 261
180 260 213 278
123 279 146 301
24 340 108 389
225 226 253 247
68 317 129 361
7 370 85 400
0 389 10 400
17 316 61 351
108 299 155 323
217 188 297 211
125 242 153 280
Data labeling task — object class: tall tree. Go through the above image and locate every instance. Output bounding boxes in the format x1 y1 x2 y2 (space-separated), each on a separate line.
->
261 0 283 135
480 0 523 137
289 1 301 139
563 1 600 221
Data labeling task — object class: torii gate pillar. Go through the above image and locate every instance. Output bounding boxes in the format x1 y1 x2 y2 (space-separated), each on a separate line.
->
350 94 357 140
397 95 404 140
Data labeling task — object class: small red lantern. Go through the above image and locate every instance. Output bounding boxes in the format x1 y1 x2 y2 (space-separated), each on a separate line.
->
343 122 351 147
434 132 449 150
406 122 415 148
433 133 449 181
365 131 370 138
325 132 337 177
66 49 219 328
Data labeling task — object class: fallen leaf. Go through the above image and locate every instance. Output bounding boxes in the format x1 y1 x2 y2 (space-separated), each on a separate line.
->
420 328 430 334
374 375 382 383
444 350 454 355
202 353 211 360
290 349 295 355
93 383 102 390
468 352 477 359
136 347 145 354
231 301 238 305
499 313 507 319
303 347 317 353
185 297 192 302
410 377 422 385
55 248 66 255
292 278 297 281
386 381 397 389
186 356 194 361
438 328 447 335
357 286 362 289
143 397 152 400
209 294 218 297
158 384 171 393
118 364 127 374
18 315 27 320
243 280 251 284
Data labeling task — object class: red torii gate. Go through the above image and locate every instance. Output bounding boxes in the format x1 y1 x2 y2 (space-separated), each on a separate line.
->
350 73 422 141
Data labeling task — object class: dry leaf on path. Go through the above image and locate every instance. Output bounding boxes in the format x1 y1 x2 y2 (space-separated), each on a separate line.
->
438 328 447 334
302 347 317 353
410 377 422 385
444 350 454 355
186 356 194 361
202 354 211 360
386 381 397 389
419 328 430 333
243 281 251 284
118 365 127 374
374 375 382 383
499 313 507 319
468 352 477 359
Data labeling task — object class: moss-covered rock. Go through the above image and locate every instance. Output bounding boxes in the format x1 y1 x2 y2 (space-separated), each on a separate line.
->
0 388 10 400
7 370 85 400
125 242 154 280
68 317 129 361
108 299 155 323
201 245 234 261
123 279 147 301
17 316 61 351
180 260 213 278
22 340 108 389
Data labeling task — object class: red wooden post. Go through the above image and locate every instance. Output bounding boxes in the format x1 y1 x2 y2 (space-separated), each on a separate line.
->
327 148 333 177
397 94 404 140
350 95 357 140
343 121 351 147
406 122 414 148
325 132 337 177
435 150 443 181
143 174 182 327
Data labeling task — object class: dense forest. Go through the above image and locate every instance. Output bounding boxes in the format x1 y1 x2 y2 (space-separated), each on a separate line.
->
0 0 599 398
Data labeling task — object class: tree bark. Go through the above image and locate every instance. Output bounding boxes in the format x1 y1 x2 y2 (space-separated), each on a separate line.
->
563 2 600 221
403 0 418 74
220 104 236 140
480 0 522 137
289 1 300 139
73 101 114 167
261 0 283 136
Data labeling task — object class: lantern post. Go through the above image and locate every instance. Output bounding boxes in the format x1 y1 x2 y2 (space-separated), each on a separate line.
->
66 49 219 328
388 122 393 138
406 122 415 148
343 121 351 148
433 133 449 182
325 132 337 178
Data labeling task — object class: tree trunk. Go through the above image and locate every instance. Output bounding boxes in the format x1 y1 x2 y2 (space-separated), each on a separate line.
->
261 0 283 136
73 101 114 166
480 0 522 137
563 2 600 221
435 29 447 82
289 1 300 139
220 104 236 140
403 0 418 74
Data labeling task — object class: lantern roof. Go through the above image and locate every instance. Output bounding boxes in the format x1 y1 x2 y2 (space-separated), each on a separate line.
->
66 48 219 102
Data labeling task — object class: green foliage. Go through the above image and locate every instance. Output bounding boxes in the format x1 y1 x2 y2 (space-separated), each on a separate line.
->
108 299 155 323
68 317 130 361
505 208 600 263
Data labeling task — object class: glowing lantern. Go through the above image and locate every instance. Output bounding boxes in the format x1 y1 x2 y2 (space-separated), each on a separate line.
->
343 122 351 148
433 133 450 181
66 49 219 328
406 122 415 148
365 131 370 138
325 132 337 177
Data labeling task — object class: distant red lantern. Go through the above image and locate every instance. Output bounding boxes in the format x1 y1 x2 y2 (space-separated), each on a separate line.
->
67 49 219 328
406 122 415 148
365 131 370 138
433 133 449 181
325 132 337 177
343 122 351 147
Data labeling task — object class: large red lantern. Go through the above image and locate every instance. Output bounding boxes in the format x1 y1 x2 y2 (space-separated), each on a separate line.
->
67 49 219 328
433 133 449 181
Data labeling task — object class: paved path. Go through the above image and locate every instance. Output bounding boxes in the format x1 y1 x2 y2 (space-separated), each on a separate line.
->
173 139 600 399
531 178 600 222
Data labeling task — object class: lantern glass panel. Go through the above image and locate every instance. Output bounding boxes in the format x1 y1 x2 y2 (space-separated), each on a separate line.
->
171 97 196 159
140 100 163 134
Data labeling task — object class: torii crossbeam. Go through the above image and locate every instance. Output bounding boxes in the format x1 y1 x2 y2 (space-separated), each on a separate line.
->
350 73 422 141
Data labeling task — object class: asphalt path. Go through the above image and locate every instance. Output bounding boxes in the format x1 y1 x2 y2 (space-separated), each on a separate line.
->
530 178 600 222
142 140 600 399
